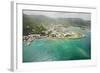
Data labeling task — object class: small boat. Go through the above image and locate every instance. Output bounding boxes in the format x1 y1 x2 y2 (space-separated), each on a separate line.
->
27 42 31 45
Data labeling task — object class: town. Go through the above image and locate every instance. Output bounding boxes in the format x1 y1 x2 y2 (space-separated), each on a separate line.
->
23 24 85 45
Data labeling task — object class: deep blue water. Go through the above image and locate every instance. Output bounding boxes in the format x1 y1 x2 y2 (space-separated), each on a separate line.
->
23 32 91 62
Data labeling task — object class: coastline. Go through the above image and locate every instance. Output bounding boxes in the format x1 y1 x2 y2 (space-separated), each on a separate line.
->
23 32 86 45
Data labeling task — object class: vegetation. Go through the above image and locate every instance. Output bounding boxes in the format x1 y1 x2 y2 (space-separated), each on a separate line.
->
23 14 90 36
23 14 47 35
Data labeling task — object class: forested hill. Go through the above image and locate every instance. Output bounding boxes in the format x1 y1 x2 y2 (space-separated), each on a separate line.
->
23 14 91 35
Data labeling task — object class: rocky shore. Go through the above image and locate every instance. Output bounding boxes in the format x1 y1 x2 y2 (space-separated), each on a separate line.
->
23 32 85 45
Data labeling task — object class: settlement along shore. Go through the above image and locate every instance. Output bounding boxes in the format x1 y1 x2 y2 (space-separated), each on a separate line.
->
23 31 85 45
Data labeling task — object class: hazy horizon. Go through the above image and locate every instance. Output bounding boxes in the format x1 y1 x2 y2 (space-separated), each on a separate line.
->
23 10 91 20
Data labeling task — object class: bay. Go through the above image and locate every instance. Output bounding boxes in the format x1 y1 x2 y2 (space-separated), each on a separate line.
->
23 32 91 62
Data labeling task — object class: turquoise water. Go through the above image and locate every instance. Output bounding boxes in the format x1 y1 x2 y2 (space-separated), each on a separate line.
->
23 33 91 62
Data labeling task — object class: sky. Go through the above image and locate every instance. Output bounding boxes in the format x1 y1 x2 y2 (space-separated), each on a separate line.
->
23 10 91 20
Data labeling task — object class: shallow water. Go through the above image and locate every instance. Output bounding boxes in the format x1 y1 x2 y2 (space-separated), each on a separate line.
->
23 33 91 62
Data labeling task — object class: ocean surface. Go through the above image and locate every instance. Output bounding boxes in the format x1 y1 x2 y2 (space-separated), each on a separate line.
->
23 32 91 62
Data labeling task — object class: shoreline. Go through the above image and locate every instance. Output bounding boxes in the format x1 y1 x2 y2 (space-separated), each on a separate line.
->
23 33 85 45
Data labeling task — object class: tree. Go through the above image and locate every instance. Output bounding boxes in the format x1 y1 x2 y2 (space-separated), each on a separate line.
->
47 31 52 37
